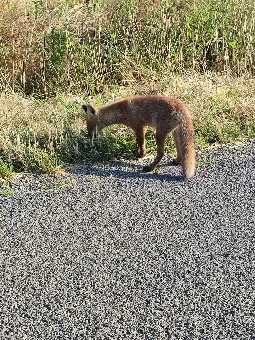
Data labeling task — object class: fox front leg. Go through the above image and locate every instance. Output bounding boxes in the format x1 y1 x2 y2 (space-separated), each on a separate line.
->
134 127 148 158
143 131 166 172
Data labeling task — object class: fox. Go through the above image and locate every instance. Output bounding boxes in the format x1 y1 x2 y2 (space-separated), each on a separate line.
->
82 95 196 180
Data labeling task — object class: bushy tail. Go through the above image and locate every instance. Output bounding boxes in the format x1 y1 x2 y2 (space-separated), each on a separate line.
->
179 114 196 180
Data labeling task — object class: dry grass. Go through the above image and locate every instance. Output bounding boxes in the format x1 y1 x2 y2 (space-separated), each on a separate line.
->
1 0 255 94
0 71 254 179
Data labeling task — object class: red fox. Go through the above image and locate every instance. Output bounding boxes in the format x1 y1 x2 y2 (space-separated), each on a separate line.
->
82 95 196 180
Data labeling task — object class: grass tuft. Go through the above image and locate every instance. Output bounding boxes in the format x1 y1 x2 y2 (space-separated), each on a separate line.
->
0 158 14 180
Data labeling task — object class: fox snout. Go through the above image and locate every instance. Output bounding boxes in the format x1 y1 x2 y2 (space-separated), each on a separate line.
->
88 131 98 139
82 104 99 138
87 124 101 140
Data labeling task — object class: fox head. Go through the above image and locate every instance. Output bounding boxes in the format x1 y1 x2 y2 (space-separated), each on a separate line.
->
82 104 101 138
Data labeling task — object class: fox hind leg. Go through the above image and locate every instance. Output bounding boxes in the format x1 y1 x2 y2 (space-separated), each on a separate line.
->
172 127 182 165
143 123 196 180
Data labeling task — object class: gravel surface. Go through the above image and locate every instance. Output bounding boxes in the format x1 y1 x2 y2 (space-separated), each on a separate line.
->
0 140 254 339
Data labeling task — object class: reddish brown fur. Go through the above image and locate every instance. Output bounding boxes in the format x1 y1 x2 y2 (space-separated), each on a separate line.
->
82 95 196 180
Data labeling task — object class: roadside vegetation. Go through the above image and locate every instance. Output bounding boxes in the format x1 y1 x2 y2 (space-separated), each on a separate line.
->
0 0 255 180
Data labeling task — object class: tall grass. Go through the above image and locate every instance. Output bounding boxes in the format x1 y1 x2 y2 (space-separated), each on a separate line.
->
1 0 255 95
0 0 255 179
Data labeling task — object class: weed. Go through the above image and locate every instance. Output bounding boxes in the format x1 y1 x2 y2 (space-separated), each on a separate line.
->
0 182 14 196
0 158 14 180
42 177 77 190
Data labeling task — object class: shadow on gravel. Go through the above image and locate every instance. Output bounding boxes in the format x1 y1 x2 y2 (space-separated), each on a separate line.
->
67 161 183 183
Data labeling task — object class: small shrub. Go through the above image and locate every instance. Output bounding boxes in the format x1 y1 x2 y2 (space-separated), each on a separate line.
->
0 158 14 180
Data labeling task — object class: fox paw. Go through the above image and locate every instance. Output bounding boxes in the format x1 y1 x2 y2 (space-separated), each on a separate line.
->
137 151 146 159
172 158 181 165
143 165 152 172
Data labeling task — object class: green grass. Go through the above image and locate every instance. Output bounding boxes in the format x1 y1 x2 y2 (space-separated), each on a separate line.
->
42 177 77 190
0 71 254 180
0 182 14 196
0 158 14 178
1 0 255 95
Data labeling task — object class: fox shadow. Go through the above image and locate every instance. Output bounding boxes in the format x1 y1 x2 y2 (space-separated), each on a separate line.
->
67 159 183 183
65 129 185 182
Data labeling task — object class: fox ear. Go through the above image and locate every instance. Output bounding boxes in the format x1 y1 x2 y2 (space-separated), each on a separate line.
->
82 104 97 116
82 105 88 112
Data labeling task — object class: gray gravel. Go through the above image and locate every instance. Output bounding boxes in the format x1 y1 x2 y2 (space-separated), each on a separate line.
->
0 140 255 339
